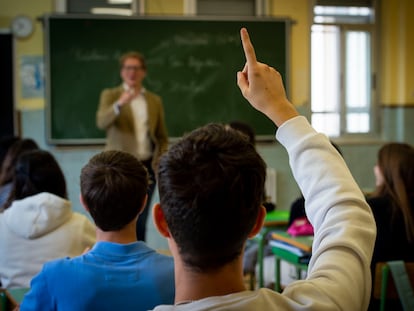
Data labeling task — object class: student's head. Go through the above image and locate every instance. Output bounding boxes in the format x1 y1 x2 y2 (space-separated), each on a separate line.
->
0 138 39 186
228 121 256 146
119 51 147 88
374 142 414 241
156 123 266 272
4 149 67 209
80 150 149 232
374 142 413 196
0 136 20 167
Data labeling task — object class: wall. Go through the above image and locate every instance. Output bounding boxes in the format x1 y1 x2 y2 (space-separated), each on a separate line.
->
146 0 183 15
0 0 52 110
380 0 414 105
269 0 310 107
379 0 414 144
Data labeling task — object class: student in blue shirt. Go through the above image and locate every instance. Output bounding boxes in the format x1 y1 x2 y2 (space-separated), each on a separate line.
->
20 150 175 311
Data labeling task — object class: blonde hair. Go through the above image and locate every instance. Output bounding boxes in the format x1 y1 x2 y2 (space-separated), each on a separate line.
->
119 51 146 70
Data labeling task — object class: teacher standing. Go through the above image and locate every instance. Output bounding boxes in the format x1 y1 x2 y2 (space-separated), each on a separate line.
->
96 51 168 241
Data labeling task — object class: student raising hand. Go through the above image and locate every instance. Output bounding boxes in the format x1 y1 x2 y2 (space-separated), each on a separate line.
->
237 28 298 127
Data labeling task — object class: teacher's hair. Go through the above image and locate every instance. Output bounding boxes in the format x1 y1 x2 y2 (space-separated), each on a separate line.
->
119 51 147 71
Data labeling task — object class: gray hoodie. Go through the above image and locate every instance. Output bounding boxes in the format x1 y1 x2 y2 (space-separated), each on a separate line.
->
0 192 96 288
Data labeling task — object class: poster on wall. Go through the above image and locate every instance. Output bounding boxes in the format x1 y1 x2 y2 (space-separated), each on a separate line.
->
20 55 44 98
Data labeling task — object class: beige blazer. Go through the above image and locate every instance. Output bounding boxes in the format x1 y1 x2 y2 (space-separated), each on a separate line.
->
96 85 168 169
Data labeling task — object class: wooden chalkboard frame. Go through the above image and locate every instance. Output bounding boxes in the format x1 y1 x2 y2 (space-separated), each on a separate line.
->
44 14 291 145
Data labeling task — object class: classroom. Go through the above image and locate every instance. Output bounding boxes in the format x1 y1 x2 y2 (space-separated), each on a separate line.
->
0 0 413 307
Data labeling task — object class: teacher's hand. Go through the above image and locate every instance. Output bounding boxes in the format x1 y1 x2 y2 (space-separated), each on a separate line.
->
118 88 135 106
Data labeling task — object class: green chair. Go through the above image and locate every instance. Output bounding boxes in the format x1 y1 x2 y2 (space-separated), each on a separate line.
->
0 288 17 311
254 210 290 288
0 287 29 311
373 261 414 311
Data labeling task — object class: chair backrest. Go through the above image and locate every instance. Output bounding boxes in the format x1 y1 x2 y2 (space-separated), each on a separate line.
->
373 261 414 311
0 288 18 311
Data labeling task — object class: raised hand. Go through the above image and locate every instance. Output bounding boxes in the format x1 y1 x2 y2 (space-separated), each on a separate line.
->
237 28 298 126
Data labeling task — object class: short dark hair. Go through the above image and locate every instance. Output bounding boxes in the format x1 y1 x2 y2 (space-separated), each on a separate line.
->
228 121 256 145
4 149 67 209
157 123 266 271
119 51 147 71
80 150 149 231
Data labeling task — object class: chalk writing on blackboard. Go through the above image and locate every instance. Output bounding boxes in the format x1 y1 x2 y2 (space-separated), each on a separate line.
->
188 56 220 74
169 80 207 94
46 16 287 142
74 49 109 61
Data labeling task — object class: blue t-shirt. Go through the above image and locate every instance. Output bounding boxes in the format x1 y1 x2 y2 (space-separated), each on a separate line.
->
20 241 175 311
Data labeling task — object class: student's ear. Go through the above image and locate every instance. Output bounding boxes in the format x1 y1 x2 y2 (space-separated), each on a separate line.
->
153 203 171 238
138 194 148 215
248 205 266 238
79 194 89 212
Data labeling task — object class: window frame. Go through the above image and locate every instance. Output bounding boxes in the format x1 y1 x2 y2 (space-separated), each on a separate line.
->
184 0 268 16
311 11 379 139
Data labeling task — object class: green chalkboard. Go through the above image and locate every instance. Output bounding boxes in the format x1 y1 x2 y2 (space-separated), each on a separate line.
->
44 15 289 144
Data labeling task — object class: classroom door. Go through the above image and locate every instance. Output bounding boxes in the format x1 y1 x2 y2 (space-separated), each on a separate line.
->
0 32 16 137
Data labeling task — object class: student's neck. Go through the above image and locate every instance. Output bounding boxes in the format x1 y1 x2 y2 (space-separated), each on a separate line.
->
174 257 246 304
96 223 137 244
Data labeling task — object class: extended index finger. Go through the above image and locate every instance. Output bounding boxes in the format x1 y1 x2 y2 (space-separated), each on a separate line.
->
240 28 257 66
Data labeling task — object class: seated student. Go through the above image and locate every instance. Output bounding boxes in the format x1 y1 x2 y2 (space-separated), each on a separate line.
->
287 141 343 228
0 136 19 166
287 195 306 227
0 136 19 287
0 150 95 289
20 150 175 311
150 28 376 310
0 138 38 209
367 142 414 310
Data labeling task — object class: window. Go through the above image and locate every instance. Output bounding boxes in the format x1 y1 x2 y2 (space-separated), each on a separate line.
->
66 0 143 15
185 0 267 16
311 4 376 137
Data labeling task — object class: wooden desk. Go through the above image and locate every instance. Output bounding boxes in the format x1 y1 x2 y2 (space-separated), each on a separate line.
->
254 210 289 288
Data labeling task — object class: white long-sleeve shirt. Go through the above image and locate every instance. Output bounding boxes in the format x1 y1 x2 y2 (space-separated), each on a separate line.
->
153 116 376 311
